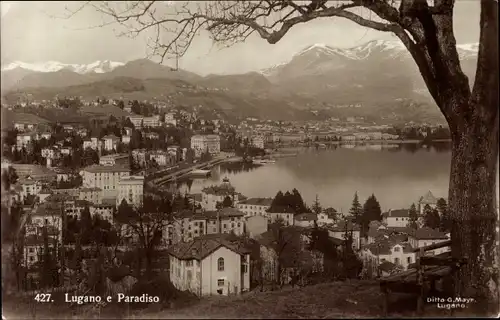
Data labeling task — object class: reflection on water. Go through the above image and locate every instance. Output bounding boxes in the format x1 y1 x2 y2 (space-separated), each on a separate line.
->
171 142 452 212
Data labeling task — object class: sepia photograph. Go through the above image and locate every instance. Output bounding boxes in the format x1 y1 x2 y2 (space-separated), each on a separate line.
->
1 0 498 319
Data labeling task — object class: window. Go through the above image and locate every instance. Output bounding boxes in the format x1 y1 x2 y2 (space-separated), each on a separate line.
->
29 248 34 253
393 246 400 252
394 258 400 265
407 257 412 264
223 224 227 229
217 279 225 286
237 222 241 227
218 257 224 271
241 263 248 273
395 218 398 221
187 270 192 280
186 260 193 267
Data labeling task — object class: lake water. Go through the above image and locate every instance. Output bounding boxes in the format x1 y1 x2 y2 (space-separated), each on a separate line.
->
175 143 453 213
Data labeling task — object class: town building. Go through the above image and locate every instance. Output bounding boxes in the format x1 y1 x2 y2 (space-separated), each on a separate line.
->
382 209 410 228
102 135 120 151
325 220 362 251
164 208 246 245
16 176 43 202
99 153 130 167
145 132 159 140
201 178 241 211
251 136 265 149
16 132 37 150
294 213 318 228
408 227 450 255
23 234 58 268
236 198 272 218
191 134 221 157
14 121 37 132
128 115 144 128
361 239 415 276
41 147 61 161
83 137 102 151
79 187 103 204
131 149 148 167
143 116 160 127
30 201 63 235
418 191 439 215
80 164 130 199
149 150 175 167
317 209 339 226
164 113 177 126
267 212 294 226
121 135 131 145
116 175 144 208
168 235 251 296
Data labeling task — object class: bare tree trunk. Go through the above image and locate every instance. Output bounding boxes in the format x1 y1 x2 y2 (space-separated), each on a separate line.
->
448 108 499 314
446 1 499 314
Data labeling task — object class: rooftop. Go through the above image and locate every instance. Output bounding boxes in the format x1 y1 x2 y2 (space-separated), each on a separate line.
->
363 240 413 255
409 227 448 240
238 197 273 207
168 235 251 260
102 134 120 140
204 207 245 219
419 190 438 204
82 164 130 173
326 220 361 232
382 209 409 218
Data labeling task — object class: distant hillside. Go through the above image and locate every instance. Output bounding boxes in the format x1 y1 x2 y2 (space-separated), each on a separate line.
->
1 109 50 129
2 40 478 122
2 77 310 121
80 104 131 119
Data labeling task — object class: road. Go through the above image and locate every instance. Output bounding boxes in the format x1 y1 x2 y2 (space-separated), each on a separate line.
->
148 156 241 187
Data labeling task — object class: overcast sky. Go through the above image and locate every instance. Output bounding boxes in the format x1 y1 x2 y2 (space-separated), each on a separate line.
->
1 1 480 75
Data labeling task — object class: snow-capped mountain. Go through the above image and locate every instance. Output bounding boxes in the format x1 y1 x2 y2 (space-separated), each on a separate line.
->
1 60 125 74
261 39 478 77
258 39 479 103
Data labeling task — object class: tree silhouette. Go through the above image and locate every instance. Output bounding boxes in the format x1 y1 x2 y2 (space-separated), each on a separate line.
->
311 194 322 215
423 204 441 229
73 0 498 309
115 204 169 279
361 194 382 238
407 203 419 229
349 192 363 225
222 195 233 208
2 167 18 190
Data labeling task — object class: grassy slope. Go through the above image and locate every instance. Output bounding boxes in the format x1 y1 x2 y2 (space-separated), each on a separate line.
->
135 280 460 319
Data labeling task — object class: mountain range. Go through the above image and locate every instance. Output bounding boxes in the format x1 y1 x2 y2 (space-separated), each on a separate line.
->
1 40 479 121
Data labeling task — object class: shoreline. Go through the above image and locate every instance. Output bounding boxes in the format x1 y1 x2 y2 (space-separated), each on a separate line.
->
274 139 451 146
